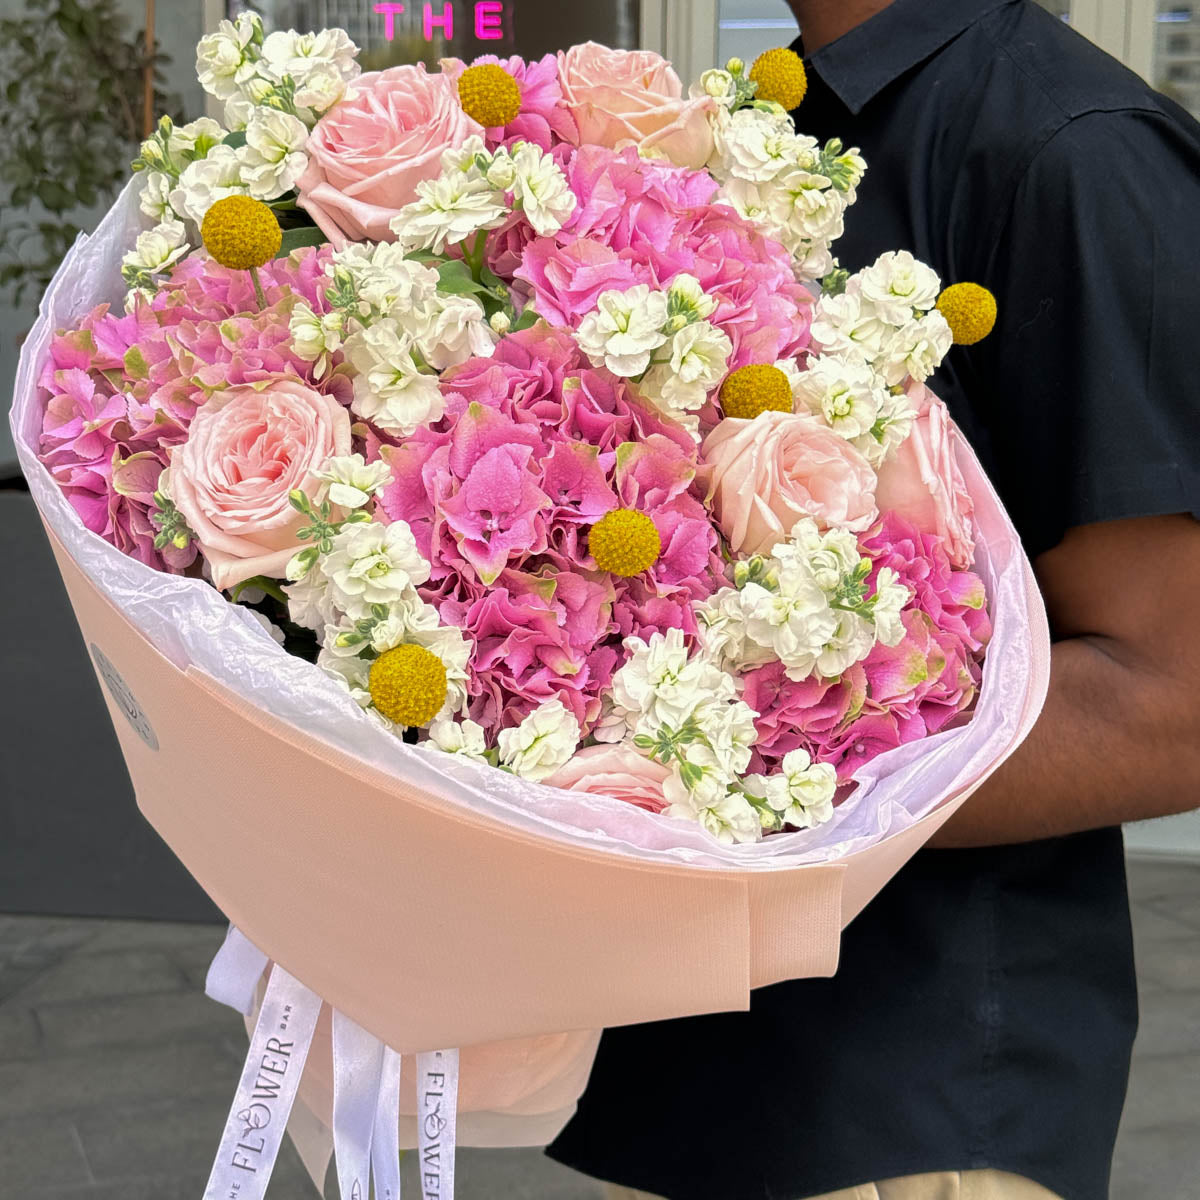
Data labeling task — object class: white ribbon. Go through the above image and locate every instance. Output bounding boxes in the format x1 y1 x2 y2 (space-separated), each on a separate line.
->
372 1047 404 1200
416 1050 459 1200
203 964 322 1200
332 1011 386 1200
205 925 269 1015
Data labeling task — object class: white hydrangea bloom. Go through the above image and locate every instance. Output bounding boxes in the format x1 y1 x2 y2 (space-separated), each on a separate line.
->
322 520 432 618
575 285 670 377
762 749 837 829
508 142 576 235
315 454 392 510
390 174 508 255
121 219 189 276
344 320 446 437
853 250 941 324
238 109 309 200
425 718 489 761
196 13 261 101
498 699 582 782
171 144 247 227
793 355 887 441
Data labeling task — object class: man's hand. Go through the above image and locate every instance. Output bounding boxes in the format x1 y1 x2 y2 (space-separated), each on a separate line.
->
929 513 1200 847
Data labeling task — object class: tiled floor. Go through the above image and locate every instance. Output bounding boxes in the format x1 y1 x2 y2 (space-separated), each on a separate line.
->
0 858 1197 1200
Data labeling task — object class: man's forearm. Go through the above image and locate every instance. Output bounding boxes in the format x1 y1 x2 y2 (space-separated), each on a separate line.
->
929 634 1200 848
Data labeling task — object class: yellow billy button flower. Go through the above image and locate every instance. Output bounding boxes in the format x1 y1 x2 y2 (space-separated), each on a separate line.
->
368 644 448 728
749 47 808 110
936 282 998 346
200 195 282 271
457 63 523 128
720 363 795 420
589 509 662 578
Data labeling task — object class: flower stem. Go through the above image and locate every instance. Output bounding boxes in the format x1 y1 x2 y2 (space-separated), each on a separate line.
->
250 265 267 310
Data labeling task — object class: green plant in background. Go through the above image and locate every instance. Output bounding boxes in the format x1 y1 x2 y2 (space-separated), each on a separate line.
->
0 0 181 306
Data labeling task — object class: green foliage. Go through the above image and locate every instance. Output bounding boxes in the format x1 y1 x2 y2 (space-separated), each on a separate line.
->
0 0 181 306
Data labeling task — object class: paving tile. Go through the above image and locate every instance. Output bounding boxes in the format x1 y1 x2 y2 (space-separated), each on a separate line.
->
12 949 189 1006
35 989 236 1055
1131 941 1200 995
0 1036 243 1120
81 919 225 956
1129 900 1200 943
0 1114 93 1191
1117 1050 1200 1134
0 1002 42 1059
1112 1122 1200 1200
1132 989 1200 1058
1142 892 1200 934
1126 861 1200 905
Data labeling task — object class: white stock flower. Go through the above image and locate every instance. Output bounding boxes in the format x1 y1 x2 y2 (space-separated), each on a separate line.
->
809 290 891 364
171 144 247 227
293 66 352 117
238 109 309 200
390 174 508 255
413 294 497 371
778 519 863 594
612 628 735 733
289 302 344 364
713 107 812 184
317 648 377 716
121 219 189 276
322 520 431 617
693 67 737 107
345 320 446 437
665 273 717 325
166 117 226 165
638 320 731 429
816 611 877 678
498 699 582 782
575 285 670 377
871 568 910 647
854 388 917 466
793 355 887 441
740 571 839 682
763 749 837 829
138 171 175 222
196 13 261 101
696 587 775 674
426 717 489 761
259 28 359 88
315 454 392 509
664 746 760 845
285 564 338 631
885 310 953 384
332 243 440 315
853 250 941 324
509 142 576 235
697 699 759 779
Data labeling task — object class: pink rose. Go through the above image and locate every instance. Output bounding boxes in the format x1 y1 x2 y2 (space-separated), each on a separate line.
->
546 743 671 814
298 65 483 246
874 381 976 569
557 43 717 170
167 377 351 590
702 411 879 555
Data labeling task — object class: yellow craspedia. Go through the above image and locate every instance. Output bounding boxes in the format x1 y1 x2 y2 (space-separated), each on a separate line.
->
457 63 522 128
200 195 282 271
589 509 662 578
749 47 808 110
720 364 795 420
368 644 448 728
936 282 997 346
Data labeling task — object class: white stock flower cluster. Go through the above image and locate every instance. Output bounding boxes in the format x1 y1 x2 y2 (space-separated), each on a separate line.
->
390 136 576 256
810 251 954 387
707 105 866 280
575 274 732 435
698 518 909 684
289 241 497 437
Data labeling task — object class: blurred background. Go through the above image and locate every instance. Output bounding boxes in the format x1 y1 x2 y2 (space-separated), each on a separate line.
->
1 1 1198 1197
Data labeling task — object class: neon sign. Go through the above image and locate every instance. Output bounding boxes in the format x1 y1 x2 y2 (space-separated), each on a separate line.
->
371 1 506 42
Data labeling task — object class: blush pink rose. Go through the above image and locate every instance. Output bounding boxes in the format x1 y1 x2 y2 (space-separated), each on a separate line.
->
298 65 483 246
546 743 671 814
167 377 351 590
702 411 879 555
557 43 717 170
874 381 976 569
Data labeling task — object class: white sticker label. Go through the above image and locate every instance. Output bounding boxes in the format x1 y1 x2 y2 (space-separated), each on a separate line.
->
90 643 159 751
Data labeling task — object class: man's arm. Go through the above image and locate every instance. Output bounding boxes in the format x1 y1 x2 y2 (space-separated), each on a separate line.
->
930 513 1200 848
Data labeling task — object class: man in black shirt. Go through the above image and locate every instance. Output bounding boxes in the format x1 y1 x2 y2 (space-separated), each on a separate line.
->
548 2 1200 1198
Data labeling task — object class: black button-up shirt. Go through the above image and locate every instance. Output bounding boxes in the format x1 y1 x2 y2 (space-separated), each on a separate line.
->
549 3 1200 1198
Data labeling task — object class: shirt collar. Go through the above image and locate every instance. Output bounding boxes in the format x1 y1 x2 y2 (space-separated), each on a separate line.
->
793 0 1019 115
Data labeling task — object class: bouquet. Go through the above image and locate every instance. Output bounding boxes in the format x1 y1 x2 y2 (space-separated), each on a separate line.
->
11 17 1049 1200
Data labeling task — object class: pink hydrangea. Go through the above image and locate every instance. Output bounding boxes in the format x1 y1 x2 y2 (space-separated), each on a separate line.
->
37 248 345 572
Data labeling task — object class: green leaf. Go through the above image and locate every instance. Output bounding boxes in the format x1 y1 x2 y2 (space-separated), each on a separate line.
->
275 224 327 258
436 258 488 297
510 307 540 333
222 129 247 150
